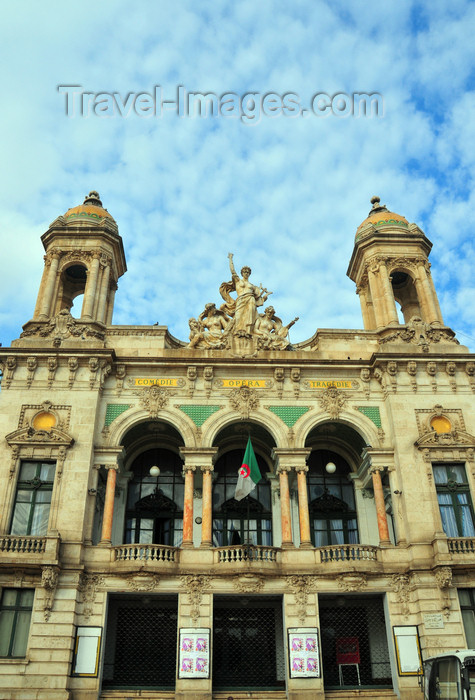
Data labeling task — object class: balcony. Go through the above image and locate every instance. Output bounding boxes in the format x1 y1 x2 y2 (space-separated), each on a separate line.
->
214 544 281 566
318 543 379 563
0 534 60 567
448 537 475 555
113 543 179 563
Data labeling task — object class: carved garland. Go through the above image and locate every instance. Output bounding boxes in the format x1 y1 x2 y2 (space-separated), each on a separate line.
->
286 575 318 624
180 574 210 624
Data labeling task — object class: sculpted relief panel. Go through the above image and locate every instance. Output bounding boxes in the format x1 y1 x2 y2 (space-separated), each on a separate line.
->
187 253 298 356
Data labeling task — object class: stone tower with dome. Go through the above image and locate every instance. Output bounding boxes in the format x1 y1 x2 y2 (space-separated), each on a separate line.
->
0 193 474 700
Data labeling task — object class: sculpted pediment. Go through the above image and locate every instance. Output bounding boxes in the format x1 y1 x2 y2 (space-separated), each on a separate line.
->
415 430 475 448
187 253 298 356
5 426 75 447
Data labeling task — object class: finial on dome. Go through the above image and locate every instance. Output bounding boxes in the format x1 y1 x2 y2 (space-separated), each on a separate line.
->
368 195 388 216
83 191 103 207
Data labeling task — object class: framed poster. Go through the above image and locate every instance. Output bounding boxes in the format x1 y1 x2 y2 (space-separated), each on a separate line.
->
288 628 320 678
178 628 210 678
71 626 102 677
393 625 423 676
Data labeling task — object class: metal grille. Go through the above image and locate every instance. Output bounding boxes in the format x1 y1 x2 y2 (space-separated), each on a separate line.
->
319 595 392 689
213 596 285 690
103 595 177 689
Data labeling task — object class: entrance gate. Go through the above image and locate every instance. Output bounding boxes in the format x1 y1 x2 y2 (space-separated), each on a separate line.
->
103 594 178 690
319 594 392 690
213 596 285 691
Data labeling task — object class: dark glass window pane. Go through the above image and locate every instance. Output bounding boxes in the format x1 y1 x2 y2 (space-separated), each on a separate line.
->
0 611 15 655
0 589 34 658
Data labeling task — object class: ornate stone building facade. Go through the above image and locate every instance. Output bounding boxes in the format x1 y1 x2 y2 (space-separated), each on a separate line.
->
0 192 474 700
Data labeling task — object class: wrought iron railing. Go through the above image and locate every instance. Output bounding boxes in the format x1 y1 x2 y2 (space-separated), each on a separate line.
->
318 543 379 563
215 544 279 563
448 537 475 554
113 544 178 562
0 535 47 554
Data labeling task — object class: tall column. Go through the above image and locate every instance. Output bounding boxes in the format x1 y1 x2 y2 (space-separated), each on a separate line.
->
414 275 431 322
38 251 61 319
82 253 101 320
100 466 117 545
201 467 213 548
296 466 312 547
96 261 111 324
105 281 118 325
426 267 444 324
179 448 218 549
418 262 440 324
278 467 293 548
356 284 373 329
367 264 386 328
371 468 391 545
379 262 399 325
182 467 195 548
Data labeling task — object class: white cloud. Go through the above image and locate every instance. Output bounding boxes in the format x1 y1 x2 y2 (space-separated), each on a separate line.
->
0 0 474 351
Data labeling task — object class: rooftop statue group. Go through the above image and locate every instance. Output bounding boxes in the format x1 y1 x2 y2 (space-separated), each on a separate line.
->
187 254 298 353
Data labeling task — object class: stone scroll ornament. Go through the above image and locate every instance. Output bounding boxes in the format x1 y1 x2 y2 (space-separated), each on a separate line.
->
187 253 298 353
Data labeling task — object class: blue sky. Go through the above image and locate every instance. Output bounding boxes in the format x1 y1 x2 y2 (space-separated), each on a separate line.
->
0 1 474 351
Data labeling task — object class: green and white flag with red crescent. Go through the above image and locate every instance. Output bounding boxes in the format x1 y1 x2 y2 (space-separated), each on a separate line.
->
235 437 260 501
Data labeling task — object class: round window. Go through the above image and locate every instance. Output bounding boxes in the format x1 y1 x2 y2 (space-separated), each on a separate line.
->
32 411 56 431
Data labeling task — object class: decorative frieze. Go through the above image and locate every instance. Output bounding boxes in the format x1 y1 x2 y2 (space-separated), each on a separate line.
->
446 362 457 392
389 573 413 618
274 367 284 398
134 385 171 418
68 356 79 387
287 575 318 624
229 385 259 418
78 573 105 621
21 309 106 343
4 356 17 388
115 363 126 394
407 361 417 392
318 385 347 419
47 356 58 387
232 573 265 594
180 574 209 624
379 316 458 350
42 566 59 621
187 365 197 397
128 573 160 592
426 361 437 392
26 357 38 388
336 573 368 592
290 368 300 398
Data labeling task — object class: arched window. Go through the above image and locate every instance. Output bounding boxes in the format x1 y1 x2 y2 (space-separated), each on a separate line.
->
125 449 183 546
212 449 272 546
390 270 421 322
307 450 358 547
56 264 88 315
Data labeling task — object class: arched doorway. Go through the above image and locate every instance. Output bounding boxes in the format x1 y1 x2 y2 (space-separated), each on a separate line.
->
118 420 185 547
307 449 358 546
125 448 184 546
212 448 272 546
211 422 276 548
305 422 367 548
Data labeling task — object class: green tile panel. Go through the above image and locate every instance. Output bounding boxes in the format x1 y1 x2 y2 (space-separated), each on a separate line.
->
357 406 382 428
104 404 131 427
267 406 310 427
179 405 222 427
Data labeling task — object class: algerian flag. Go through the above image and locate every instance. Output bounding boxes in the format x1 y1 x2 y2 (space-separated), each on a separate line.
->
235 437 261 501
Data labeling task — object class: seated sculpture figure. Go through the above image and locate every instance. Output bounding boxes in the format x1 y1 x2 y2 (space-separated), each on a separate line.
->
187 303 231 349
255 306 299 350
